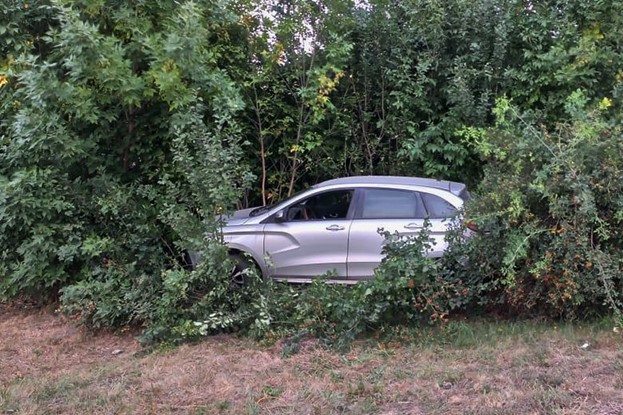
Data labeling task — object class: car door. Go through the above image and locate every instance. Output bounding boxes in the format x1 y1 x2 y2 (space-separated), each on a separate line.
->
346 188 454 280
262 189 355 280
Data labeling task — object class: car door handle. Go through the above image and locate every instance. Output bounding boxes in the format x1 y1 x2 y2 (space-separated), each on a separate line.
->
326 225 345 231
404 223 422 230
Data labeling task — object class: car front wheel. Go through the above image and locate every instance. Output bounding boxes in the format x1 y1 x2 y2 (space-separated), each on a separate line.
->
229 254 252 286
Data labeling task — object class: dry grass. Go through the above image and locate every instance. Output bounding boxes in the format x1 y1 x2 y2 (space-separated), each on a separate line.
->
1 304 622 414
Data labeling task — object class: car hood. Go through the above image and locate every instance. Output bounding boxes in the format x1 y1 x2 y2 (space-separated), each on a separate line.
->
221 206 262 226
229 207 258 220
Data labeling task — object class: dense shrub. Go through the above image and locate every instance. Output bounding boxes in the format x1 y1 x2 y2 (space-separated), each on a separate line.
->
1 2 252 341
458 94 623 322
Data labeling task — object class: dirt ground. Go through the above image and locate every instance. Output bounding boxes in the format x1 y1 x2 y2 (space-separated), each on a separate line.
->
1 304 622 414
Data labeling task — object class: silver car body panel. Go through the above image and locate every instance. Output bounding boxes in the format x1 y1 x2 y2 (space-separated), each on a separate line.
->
220 176 467 282
263 219 351 279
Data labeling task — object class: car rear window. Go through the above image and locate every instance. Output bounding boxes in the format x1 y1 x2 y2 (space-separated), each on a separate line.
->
421 193 458 219
360 189 427 219
459 188 472 202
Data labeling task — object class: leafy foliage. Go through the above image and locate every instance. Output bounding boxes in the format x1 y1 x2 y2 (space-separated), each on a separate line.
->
463 95 623 321
2 0 623 346
1 1 251 336
163 223 471 350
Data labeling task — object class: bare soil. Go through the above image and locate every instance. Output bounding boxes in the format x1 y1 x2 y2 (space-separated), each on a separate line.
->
1 304 622 414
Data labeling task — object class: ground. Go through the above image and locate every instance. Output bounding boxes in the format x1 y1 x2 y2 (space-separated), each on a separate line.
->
1 304 622 414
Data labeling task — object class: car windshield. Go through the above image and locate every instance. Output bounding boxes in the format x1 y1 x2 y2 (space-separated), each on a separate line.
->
248 188 309 217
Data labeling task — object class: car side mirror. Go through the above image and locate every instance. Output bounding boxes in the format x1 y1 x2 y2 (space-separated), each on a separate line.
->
273 209 286 223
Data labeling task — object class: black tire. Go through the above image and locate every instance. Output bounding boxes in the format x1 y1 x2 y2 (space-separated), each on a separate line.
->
229 254 251 286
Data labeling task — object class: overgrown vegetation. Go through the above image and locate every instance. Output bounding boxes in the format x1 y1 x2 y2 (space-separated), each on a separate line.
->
1 0 622 346
464 94 623 322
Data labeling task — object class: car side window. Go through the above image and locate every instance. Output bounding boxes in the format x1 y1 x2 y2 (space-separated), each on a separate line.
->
359 189 427 219
421 192 458 219
286 190 353 221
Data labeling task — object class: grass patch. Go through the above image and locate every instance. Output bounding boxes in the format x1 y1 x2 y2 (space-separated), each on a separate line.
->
1 308 622 414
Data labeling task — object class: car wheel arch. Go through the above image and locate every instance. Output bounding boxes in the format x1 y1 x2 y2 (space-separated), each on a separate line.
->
227 247 266 279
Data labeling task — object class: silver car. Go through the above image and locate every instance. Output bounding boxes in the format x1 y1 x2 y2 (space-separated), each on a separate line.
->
221 176 471 284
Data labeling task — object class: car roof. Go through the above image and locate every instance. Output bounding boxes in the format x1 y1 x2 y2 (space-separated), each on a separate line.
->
313 175 467 197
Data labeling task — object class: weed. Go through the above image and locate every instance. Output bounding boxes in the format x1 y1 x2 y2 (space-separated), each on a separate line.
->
0 387 18 414
537 373 564 388
261 385 283 398
367 365 387 383
330 370 344 383
392 367 414 380
217 400 231 411
531 387 574 413
245 401 261 415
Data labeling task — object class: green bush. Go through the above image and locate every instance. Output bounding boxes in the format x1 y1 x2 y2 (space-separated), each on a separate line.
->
1 2 253 343
459 94 623 321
